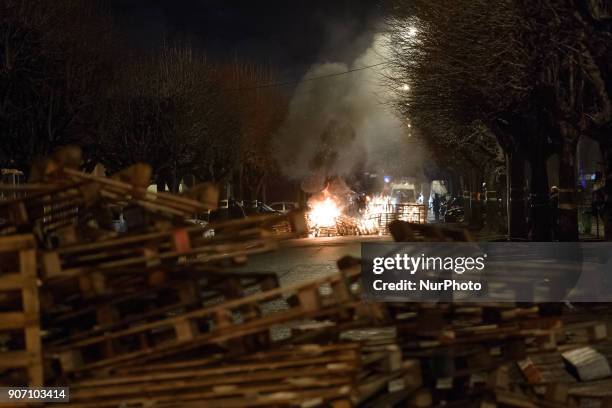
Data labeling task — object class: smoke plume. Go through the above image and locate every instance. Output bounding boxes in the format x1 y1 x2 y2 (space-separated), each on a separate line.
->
274 34 426 192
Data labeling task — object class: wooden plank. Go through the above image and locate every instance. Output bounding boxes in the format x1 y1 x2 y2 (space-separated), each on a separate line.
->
45 272 277 346
0 311 26 329
71 368 354 399
0 273 26 290
75 352 359 388
56 302 363 374
0 234 35 252
20 248 43 386
115 343 360 375
64 385 353 408
54 268 360 351
64 344 359 407
0 351 29 368
298 286 321 312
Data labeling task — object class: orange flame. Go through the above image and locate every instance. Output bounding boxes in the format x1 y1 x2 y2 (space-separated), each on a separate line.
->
307 195 341 228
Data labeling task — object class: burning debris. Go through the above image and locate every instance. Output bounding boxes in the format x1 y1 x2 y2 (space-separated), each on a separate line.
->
362 194 424 224
307 189 342 231
306 186 427 237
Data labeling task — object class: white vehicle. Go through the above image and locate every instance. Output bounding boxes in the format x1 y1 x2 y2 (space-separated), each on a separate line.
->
389 182 417 204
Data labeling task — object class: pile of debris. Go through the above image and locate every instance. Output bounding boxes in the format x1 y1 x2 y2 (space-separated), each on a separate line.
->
312 215 380 238
306 203 426 238
1 147 612 407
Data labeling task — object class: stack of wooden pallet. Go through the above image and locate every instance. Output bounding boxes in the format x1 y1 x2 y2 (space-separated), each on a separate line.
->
44 257 415 407
0 148 312 387
0 234 43 387
65 343 363 407
377 221 612 407
312 224 339 237
310 215 379 238
336 215 361 236
2 148 612 407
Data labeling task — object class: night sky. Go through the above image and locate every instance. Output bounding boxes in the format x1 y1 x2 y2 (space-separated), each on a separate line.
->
109 0 382 81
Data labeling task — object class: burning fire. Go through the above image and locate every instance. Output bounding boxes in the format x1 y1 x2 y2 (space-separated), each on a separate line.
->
363 194 422 223
363 195 392 219
307 194 342 229
306 191 425 237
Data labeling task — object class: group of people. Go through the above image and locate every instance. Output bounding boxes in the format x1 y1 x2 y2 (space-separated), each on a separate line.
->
431 193 445 222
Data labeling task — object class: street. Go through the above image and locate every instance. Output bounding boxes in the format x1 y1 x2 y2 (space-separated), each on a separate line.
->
232 235 391 287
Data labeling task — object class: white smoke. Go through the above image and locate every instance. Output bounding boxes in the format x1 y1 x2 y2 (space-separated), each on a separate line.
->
274 34 425 189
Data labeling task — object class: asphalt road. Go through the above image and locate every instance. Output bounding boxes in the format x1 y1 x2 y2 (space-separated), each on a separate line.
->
232 235 392 287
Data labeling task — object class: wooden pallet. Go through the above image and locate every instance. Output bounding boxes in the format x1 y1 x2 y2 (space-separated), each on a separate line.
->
312 225 339 237
64 343 361 408
38 219 302 305
46 270 280 346
0 234 43 386
64 342 420 408
62 166 218 217
41 212 303 281
1 152 221 245
50 268 365 375
0 180 99 243
43 239 280 302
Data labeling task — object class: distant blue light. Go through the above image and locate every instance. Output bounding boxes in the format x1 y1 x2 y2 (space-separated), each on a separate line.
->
384 176 391 183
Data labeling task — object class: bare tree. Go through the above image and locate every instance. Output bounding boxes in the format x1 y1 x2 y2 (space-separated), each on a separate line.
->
97 44 242 191
576 1 612 239
0 0 114 173
387 0 611 240
215 62 288 204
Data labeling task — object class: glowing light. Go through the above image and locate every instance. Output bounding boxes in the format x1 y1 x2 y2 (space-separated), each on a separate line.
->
363 195 392 220
361 194 423 225
401 84 410 91
406 26 418 38
306 191 425 237
398 204 422 223
307 196 341 228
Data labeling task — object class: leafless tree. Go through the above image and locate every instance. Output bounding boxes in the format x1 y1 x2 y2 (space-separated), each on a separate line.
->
387 0 611 240
97 44 242 192
0 0 114 173
215 62 288 204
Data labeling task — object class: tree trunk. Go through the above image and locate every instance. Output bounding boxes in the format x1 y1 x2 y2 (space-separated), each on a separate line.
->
469 171 484 230
156 169 170 192
261 181 267 204
236 164 244 203
507 151 527 240
601 141 612 241
528 155 552 241
461 176 471 225
156 177 166 192
557 139 579 241
216 181 231 221
486 174 501 233
169 162 180 193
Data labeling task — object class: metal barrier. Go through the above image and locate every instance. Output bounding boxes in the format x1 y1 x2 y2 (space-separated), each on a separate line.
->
364 203 427 234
